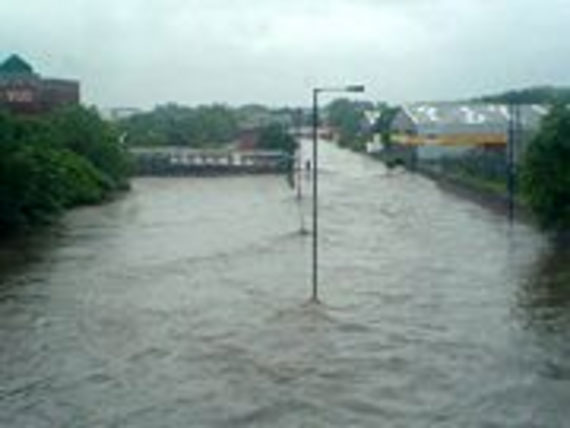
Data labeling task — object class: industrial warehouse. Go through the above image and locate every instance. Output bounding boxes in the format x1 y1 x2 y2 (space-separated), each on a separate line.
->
386 102 548 161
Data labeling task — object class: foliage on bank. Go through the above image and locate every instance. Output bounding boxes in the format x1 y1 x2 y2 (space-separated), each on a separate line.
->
0 106 131 234
522 104 570 231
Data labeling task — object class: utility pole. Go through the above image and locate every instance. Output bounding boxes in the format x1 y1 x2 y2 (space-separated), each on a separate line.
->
295 108 303 201
507 103 520 223
296 143 303 200
311 89 319 302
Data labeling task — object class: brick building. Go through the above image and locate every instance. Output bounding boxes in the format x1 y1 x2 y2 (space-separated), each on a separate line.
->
0 54 80 114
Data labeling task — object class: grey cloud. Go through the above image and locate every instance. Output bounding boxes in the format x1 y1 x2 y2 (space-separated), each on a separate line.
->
1 0 568 107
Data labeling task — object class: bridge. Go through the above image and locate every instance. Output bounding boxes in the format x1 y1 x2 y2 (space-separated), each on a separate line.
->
130 147 290 176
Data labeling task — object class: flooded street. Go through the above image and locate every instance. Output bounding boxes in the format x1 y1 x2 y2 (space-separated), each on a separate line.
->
1 141 569 427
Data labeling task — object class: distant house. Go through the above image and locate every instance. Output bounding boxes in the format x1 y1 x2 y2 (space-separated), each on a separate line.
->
388 102 547 160
361 109 381 133
0 54 80 114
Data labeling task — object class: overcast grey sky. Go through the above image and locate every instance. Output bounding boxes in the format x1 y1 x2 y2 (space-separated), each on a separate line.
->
1 0 569 108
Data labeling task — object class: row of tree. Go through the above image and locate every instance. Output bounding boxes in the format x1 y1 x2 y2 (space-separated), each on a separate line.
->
119 104 239 147
0 106 131 235
118 103 302 148
118 100 379 151
477 86 570 105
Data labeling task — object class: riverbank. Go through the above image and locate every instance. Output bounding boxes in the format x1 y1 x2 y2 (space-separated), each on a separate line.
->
415 165 532 222
367 149 532 222
0 185 131 242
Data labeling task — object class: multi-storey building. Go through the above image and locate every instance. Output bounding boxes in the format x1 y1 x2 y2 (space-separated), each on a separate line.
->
0 54 80 114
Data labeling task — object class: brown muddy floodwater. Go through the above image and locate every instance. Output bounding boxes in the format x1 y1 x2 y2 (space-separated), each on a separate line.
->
1 141 569 427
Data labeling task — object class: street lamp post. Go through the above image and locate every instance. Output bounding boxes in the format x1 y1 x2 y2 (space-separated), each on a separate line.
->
310 85 365 303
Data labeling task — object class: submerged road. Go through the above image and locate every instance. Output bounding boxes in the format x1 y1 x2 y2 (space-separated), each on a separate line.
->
1 140 569 427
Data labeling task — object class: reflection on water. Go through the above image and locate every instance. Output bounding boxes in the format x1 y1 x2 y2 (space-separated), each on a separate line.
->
520 244 570 324
515 244 570 387
1 140 569 427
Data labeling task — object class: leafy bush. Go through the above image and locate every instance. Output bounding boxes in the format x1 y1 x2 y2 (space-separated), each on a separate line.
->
0 107 130 234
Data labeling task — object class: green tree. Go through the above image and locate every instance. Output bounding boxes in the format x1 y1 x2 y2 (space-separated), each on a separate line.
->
375 106 400 150
0 107 130 234
478 86 570 105
326 98 373 150
119 103 238 148
51 106 131 187
327 98 362 143
257 123 297 155
522 104 570 231
256 123 297 184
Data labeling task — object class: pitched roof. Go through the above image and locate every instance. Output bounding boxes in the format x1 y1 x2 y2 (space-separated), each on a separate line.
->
400 102 546 135
0 54 34 74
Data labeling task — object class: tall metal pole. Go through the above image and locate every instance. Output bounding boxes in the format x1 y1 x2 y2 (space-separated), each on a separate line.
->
295 109 303 200
507 103 517 222
311 89 319 302
296 137 307 234
308 84 364 302
296 148 302 200
513 104 521 220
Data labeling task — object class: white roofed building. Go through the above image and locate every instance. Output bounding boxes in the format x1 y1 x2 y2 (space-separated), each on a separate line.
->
389 102 547 160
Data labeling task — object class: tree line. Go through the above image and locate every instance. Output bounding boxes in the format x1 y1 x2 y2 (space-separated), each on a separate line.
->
0 106 131 235
476 85 570 105
118 103 301 148
118 100 378 152
119 104 239 147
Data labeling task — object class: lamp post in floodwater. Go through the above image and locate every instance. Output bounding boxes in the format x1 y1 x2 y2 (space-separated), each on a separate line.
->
311 85 365 303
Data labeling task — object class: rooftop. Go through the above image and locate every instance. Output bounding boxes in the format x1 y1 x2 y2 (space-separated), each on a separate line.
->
400 102 547 135
0 54 34 75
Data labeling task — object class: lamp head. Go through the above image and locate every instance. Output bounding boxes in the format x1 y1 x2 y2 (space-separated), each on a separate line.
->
345 85 365 93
